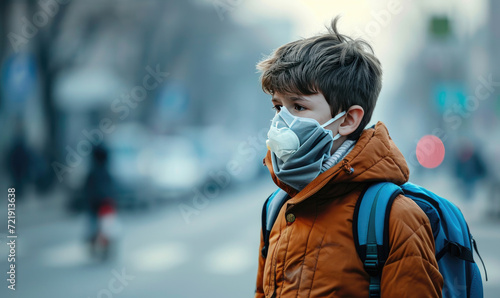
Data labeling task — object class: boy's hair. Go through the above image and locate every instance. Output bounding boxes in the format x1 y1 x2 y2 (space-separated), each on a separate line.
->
257 16 382 139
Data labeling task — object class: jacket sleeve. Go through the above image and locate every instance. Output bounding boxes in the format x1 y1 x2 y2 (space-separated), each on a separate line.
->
381 194 444 297
255 230 265 298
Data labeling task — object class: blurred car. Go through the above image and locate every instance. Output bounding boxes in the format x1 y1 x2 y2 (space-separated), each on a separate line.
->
67 121 269 212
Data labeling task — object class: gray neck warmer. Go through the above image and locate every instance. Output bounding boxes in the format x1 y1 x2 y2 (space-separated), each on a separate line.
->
320 139 357 173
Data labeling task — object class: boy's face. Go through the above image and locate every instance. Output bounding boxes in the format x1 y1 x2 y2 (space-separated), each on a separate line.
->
271 92 343 133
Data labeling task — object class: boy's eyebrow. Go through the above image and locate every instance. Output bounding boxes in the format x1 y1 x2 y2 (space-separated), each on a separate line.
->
289 96 309 102
271 95 309 102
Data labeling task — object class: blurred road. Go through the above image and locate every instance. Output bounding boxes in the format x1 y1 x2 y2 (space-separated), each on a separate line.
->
0 179 275 298
0 176 498 298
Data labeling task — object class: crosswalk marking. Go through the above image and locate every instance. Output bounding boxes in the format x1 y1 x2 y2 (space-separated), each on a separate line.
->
204 243 254 275
41 241 89 267
128 242 188 272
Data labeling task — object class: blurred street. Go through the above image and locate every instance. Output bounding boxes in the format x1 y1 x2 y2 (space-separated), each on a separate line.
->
0 175 498 298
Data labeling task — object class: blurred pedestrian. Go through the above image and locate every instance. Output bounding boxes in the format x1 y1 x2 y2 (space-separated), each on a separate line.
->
83 145 116 260
454 139 487 201
5 118 34 199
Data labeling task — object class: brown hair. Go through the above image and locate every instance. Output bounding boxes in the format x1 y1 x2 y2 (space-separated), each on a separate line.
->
257 16 382 139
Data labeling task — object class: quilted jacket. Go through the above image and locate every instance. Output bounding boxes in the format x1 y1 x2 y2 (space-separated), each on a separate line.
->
255 122 443 297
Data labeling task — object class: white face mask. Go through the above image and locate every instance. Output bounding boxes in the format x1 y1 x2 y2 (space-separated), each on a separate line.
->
265 106 346 191
266 107 346 162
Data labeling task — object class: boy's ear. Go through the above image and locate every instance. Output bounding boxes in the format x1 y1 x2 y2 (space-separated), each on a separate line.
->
338 105 364 136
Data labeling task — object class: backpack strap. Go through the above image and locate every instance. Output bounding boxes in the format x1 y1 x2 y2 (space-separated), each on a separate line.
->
261 189 290 258
472 235 488 281
353 182 403 298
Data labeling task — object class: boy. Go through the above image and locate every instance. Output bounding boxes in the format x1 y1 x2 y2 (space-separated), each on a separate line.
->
254 17 443 297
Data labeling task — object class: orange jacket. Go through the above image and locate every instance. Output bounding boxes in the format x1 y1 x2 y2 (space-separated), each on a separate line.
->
255 122 443 298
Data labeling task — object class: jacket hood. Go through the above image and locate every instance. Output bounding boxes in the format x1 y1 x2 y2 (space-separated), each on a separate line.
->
264 121 409 201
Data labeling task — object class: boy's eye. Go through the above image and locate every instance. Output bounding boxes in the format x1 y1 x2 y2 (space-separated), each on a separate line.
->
272 105 282 112
294 104 306 111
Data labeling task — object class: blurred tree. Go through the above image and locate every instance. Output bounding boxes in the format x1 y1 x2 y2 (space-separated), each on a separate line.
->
8 0 272 191
26 0 71 188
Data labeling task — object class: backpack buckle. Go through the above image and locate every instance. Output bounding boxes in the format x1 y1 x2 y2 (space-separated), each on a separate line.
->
364 244 380 276
364 259 379 276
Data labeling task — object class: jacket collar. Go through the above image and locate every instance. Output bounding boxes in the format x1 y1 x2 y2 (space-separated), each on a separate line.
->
264 121 410 205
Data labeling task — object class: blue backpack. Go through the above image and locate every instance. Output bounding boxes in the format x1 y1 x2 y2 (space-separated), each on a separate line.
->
261 182 487 298
355 182 487 298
